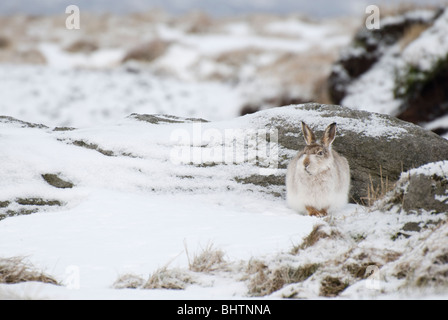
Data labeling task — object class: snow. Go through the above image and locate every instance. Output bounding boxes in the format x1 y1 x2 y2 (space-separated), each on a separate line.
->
380 9 437 30
403 160 448 179
0 111 317 299
0 64 243 128
265 19 329 38
39 43 125 69
0 10 447 300
0 190 315 293
341 46 405 116
0 108 446 300
402 9 448 71
248 105 410 139
340 8 448 125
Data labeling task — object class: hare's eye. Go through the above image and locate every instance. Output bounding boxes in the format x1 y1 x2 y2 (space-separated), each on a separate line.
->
317 151 324 156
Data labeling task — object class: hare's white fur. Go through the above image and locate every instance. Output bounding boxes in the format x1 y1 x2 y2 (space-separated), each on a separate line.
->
286 122 350 215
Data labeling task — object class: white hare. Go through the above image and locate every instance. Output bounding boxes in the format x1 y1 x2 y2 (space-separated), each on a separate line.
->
286 122 350 217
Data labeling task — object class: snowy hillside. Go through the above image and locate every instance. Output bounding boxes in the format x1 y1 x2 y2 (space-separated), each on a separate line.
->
0 12 356 127
1 8 447 300
330 7 448 138
0 106 447 299
0 65 243 127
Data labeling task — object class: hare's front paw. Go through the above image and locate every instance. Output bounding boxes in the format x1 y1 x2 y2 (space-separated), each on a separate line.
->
306 206 328 217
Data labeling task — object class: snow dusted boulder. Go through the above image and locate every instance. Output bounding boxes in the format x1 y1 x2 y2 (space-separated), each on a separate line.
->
377 161 448 214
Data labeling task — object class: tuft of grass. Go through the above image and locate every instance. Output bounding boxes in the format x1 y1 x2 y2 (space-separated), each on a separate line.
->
345 262 381 279
143 267 194 290
360 166 393 207
0 257 58 285
319 276 349 297
291 224 343 254
113 273 145 289
186 243 227 273
246 261 319 297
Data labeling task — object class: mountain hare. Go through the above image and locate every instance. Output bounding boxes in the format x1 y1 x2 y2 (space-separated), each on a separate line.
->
286 122 350 217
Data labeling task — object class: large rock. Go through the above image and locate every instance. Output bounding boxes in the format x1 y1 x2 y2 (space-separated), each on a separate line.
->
238 103 448 205
377 161 448 214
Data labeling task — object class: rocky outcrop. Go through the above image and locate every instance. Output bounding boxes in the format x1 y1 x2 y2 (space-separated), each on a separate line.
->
41 174 74 189
329 8 441 104
240 103 448 204
328 8 448 135
376 161 448 214
129 113 208 124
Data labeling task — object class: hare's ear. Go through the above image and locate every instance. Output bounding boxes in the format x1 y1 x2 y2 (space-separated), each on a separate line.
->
301 122 316 145
322 122 337 147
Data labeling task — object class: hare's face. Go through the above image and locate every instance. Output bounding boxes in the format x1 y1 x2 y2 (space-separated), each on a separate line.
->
298 121 337 175
300 144 332 175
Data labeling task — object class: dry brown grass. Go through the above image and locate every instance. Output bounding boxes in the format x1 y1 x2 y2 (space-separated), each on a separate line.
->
183 11 214 34
0 45 46 65
65 39 99 54
16 49 47 65
215 47 265 67
319 276 349 297
245 14 283 36
113 267 195 290
0 257 58 285
260 50 337 88
122 39 170 64
0 35 11 49
360 167 394 207
143 267 194 290
291 224 343 254
394 221 448 289
186 243 227 273
113 243 227 291
246 259 319 297
313 74 333 104
112 273 145 289
400 23 431 50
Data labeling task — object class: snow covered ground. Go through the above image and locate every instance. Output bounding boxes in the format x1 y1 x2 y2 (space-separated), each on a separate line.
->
0 10 447 300
0 64 243 127
0 111 313 299
0 13 355 127
0 109 288 300
0 108 446 300
0 191 316 299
